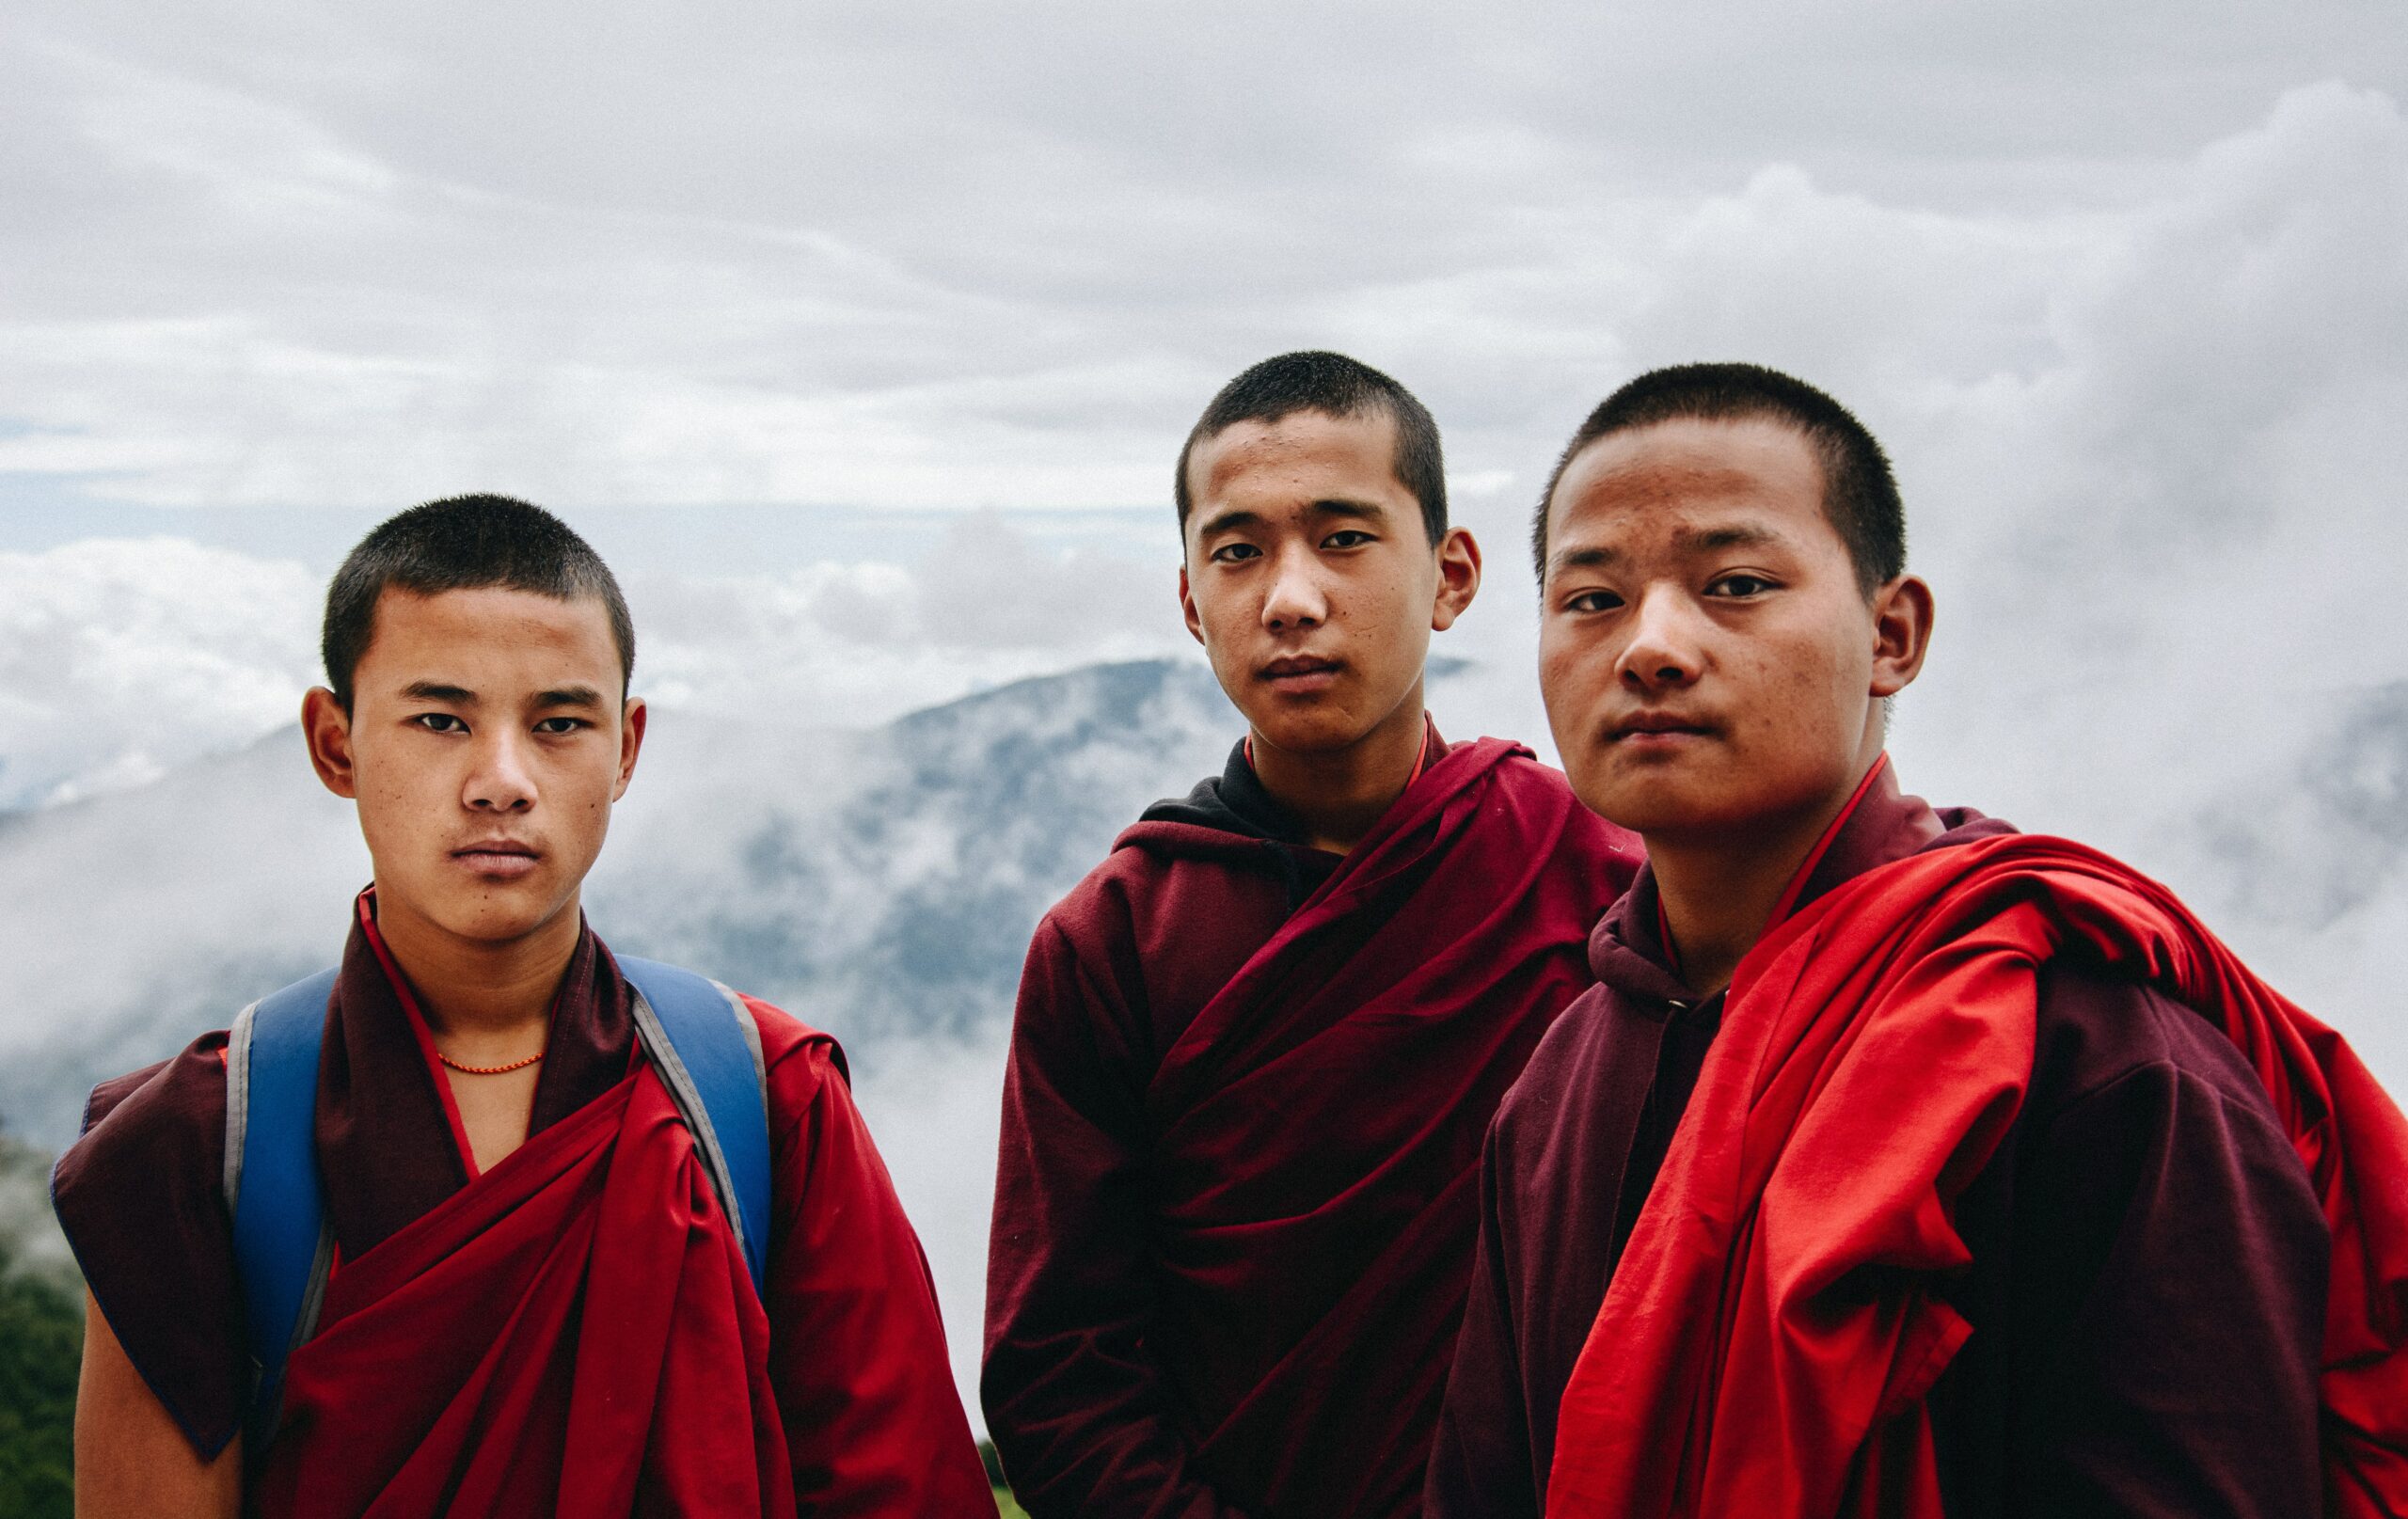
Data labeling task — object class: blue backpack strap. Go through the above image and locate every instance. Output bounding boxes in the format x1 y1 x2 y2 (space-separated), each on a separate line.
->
617 957 772 1296
222 967 341 1450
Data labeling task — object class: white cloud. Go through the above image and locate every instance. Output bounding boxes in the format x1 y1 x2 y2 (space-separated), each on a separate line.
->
3 6 2400 514
0 537 319 808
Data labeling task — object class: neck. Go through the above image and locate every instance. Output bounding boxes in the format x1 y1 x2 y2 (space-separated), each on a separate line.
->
369 889 580 1041
1249 682 1429 855
1649 748 1884 996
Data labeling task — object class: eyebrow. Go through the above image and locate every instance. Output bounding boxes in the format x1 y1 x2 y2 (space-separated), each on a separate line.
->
1680 523 1782 553
1547 545 1621 577
1194 498 1391 538
397 682 606 709
1546 522 1787 578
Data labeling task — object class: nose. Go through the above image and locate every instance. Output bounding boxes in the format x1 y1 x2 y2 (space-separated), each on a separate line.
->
464 728 538 814
1616 584 1705 694
1259 545 1329 634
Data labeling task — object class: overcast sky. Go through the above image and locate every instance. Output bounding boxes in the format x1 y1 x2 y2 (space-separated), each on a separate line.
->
6 1 2402 530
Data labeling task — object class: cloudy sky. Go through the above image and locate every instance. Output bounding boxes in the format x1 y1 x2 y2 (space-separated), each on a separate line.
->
7 0 2407 1432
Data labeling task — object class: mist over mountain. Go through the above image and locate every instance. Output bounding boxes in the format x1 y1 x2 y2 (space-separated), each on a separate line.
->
0 657 1249 1145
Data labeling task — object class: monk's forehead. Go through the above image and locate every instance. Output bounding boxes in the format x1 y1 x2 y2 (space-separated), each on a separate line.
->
1559 416 1823 514
357 584 620 684
1191 407 1402 500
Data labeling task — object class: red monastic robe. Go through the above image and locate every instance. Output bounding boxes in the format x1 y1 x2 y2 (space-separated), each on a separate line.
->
986 732 1640 1518
1547 831 2408 1519
52 895 992 1517
257 1066 793 1515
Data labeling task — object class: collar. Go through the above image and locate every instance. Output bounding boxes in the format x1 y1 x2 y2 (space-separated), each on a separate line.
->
1144 713 1447 848
317 889 636 1255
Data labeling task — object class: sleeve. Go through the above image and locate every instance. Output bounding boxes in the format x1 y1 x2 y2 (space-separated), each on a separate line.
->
46 1038 247 1460
751 1001 995 1519
980 918 1249 1519
1423 1117 1541 1519
2004 978 2328 1519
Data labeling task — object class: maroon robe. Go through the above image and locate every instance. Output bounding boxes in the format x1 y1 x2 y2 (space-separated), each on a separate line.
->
983 729 1641 1518
1426 765 2333 1519
50 893 992 1516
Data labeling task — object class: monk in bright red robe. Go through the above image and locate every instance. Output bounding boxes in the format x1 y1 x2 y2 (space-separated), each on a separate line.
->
982 353 1640 1517
1428 364 2408 1518
54 496 990 1517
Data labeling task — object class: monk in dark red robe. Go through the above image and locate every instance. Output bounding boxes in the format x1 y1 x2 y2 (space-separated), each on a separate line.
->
55 495 990 1517
55 894 990 1516
1428 364 2408 1518
983 353 1640 1518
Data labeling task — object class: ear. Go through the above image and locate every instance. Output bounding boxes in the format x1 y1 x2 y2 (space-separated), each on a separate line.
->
1868 574 1935 698
301 688 358 799
1431 528 1481 632
612 696 648 802
1178 563 1205 647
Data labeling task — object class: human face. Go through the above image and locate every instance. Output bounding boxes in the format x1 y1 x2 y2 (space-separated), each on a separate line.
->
1180 408 1480 756
303 586 644 951
1536 416 1929 846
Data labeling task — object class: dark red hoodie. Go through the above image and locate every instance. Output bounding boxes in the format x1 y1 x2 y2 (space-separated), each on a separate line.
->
984 726 1640 1518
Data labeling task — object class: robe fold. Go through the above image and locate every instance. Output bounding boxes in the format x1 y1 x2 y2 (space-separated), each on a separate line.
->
985 727 1640 1519
51 893 992 1517
1545 824 2408 1519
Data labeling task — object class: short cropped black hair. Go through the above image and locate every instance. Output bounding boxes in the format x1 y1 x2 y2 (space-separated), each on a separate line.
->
1175 350 1448 546
322 494 635 709
1532 362 1906 593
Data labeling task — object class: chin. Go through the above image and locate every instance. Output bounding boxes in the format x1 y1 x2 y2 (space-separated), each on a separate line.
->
1243 706 1372 755
1571 767 1724 837
434 888 572 944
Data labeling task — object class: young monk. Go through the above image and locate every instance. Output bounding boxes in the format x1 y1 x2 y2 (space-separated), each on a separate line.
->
1426 362 2408 1518
983 351 1642 1518
52 495 992 1517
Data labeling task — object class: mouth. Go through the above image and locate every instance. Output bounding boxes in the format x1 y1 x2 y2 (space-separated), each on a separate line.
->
452 841 543 878
1608 712 1716 745
1259 655 1343 692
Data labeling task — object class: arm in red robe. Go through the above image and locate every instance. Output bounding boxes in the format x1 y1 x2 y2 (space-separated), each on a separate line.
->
1924 967 2326 1516
983 918 1249 1519
750 997 997 1518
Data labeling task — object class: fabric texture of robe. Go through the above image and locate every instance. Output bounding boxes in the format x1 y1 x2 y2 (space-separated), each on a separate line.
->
51 893 992 1517
1430 762 2352 1519
1547 806 2408 1519
984 726 1641 1519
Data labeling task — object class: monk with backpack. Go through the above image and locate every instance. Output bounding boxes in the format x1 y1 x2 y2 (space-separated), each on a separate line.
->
51 495 992 1517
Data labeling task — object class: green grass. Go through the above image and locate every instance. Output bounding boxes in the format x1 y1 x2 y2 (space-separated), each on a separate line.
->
980 1439 1029 1515
0 1243 80 1519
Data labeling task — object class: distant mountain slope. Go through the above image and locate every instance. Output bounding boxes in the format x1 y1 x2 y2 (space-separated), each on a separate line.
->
0 657 1238 1147
596 657 1242 1049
